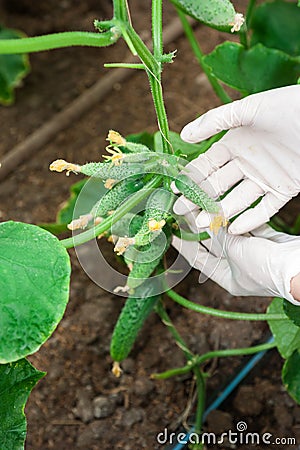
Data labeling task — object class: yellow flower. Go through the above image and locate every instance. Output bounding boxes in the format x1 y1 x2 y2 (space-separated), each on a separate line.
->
49 159 80 176
103 147 124 166
67 214 93 230
114 237 135 255
107 130 126 147
209 215 228 234
112 361 123 378
104 178 116 189
230 13 245 32
148 218 166 232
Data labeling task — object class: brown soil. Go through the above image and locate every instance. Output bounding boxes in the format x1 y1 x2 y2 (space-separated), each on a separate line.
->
0 1 299 449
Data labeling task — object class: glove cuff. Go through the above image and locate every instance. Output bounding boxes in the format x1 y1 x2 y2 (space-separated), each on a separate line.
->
277 247 300 305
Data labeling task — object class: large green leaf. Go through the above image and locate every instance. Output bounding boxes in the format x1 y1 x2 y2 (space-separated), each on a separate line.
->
283 299 300 328
282 349 300 404
0 359 45 450
251 1 300 57
0 221 71 362
154 130 206 156
203 42 300 94
170 0 236 31
267 298 300 359
0 26 30 105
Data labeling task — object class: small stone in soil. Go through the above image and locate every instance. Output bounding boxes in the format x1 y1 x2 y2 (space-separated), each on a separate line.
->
93 395 117 419
73 390 94 424
122 408 144 427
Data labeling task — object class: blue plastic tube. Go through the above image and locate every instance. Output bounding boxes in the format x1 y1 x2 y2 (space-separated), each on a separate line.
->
170 336 275 450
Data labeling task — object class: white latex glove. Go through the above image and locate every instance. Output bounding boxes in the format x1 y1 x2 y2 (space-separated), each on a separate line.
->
172 221 300 305
174 85 300 235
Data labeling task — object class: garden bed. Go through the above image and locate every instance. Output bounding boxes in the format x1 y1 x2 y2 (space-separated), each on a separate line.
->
0 0 299 448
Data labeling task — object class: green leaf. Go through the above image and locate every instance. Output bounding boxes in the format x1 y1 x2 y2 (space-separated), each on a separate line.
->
126 131 155 150
57 178 106 225
283 299 300 328
203 42 300 94
282 349 300 404
0 221 71 362
267 298 300 359
0 359 45 450
0 26 30 105
251 1 300 57
170 0 236 31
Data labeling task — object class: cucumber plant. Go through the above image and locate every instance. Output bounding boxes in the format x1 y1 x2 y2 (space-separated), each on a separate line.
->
1 1 300 449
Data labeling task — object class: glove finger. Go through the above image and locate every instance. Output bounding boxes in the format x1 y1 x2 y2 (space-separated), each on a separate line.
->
200 159 244 199
196 248 230 286
173 195 199 215
172 235 205 268
251 224 300 244
180 98 253 143
171 180 180 194
219 179 265 219
228 192 288 235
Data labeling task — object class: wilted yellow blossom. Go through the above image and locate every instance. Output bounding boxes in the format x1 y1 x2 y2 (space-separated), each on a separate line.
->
209 215 228 234
148 218 166 231
112 361 123 378
104 178 116 189
230 13 245 32
49 159 81 176
67 214 93 230
114 237 135 255
107 130 126 147
103 147 124 166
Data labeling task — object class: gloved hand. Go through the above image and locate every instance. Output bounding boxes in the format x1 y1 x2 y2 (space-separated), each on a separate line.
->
174 85 300 235
172 220 300 305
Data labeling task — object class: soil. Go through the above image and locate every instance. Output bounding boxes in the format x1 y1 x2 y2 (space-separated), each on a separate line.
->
0 1 299 449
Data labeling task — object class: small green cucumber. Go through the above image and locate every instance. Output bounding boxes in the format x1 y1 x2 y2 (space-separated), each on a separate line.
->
110 284 160 362
80 162 144 180
134 189 175 246
175 174 219 213
126 226 172 290
110 213 144 238
91 178 144 218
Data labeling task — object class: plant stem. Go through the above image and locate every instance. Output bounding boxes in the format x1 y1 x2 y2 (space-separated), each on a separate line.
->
153 341 276 379
176 9 232 104
61 175 162 249
152 0 163 63
104 63 145 69
167 289 286 321
156 300 194 359
0 31 120 54
173 229 209 241
113 0 129 23
193 367 206 437
246 0 257 27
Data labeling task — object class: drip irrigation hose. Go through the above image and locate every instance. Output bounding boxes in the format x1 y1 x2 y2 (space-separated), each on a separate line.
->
168 336 275 450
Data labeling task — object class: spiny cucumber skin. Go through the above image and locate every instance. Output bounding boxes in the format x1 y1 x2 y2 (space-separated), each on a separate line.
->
110 294 159 362
126 227 172 289
91 179 144 218
134 190 175 246
123 142 151 153
80 162 144 180
110 213 144 237
175 174 219 213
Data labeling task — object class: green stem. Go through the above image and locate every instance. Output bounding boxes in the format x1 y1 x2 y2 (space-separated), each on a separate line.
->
246 0 257 27
0 30 120 54
61 175 162 249
173 229 209 241
155 300 194 359
167 289 286 321
176 9 231 104
193 367 206 437
149 75 172 154
104 63 145 69
113 0 129 22
152 0 163 62
153 341 276 379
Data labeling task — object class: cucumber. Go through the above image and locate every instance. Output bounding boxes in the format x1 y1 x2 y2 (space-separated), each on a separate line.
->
175 174 219 213
80 162 144 180
110 283 160 362
91 178 144 219
134 189 175 246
